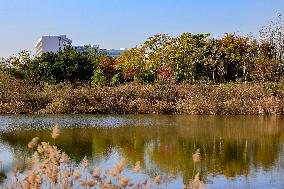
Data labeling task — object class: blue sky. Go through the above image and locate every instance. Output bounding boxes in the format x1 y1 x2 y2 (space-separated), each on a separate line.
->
0 0 284 58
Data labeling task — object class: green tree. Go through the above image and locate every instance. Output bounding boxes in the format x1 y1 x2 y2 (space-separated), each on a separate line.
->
142 34 173 81
213 34 257 82
171 33 210 82
1 50 32 79
91 68 106 87
115 48 146 82
27 48 95 84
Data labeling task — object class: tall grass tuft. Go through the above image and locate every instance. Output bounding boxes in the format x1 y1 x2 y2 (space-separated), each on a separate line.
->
1 129 207 189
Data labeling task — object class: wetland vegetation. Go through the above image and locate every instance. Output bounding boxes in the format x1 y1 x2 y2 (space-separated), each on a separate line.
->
2 75 284 115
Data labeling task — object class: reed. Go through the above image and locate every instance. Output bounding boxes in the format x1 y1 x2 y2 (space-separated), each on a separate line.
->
1 126 206 189
1 75 284 115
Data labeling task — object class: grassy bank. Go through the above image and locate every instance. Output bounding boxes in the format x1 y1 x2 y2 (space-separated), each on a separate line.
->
1 75 284 115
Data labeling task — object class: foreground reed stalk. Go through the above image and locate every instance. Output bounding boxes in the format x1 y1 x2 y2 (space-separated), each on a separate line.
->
1 126 206 189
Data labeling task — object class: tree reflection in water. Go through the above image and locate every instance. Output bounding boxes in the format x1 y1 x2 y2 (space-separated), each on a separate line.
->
1 115 284 185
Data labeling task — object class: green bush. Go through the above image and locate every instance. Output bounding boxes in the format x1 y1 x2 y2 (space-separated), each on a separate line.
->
111 73 124 86
91 68 106 87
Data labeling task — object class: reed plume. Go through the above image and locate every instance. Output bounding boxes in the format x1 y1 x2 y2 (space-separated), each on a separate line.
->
133 161 141 172
190 173 206 189
82 156 89 169
28 137 39 149
51 125 60 139
2 130 208 188
192 149 201 163
154 176 161 185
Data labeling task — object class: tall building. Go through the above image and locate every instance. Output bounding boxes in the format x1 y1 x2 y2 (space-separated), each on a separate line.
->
35 35 72 56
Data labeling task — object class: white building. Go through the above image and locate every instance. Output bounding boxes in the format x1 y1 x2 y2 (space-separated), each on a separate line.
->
35 35 72 56
35 35 126 58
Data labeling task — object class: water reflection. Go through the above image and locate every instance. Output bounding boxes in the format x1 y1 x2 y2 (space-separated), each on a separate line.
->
0 115 284 188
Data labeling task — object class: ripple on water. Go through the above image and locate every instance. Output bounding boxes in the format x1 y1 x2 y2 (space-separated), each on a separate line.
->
0 115 166 133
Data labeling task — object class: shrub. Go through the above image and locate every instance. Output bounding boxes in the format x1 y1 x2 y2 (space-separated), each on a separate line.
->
111 73 124 86
91 68 106 87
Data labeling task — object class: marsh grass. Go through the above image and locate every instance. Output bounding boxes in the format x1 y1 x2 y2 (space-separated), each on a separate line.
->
1 126 206 189
2 74 283 115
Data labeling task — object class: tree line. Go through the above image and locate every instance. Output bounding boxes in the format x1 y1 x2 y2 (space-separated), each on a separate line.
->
1 15 284 86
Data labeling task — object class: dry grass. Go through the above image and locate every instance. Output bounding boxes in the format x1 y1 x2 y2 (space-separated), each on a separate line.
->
1 74 284 115
1 126 205 189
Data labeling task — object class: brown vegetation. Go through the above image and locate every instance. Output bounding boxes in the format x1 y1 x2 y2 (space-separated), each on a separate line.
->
1 73 284 115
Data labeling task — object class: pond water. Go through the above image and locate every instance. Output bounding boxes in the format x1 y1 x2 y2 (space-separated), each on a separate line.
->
0 115 284 189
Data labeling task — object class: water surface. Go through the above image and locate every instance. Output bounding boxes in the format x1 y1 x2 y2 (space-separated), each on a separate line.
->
0 115 284 188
